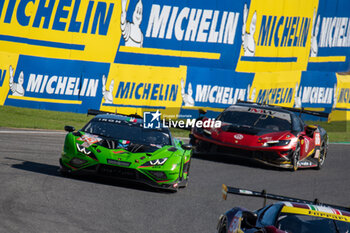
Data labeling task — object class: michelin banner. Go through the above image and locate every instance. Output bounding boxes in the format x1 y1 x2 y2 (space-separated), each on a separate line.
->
0 0 349 120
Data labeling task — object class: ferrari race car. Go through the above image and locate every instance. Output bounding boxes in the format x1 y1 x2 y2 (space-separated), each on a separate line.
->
217 185 350 233
190 101 329 170
59 110 192 192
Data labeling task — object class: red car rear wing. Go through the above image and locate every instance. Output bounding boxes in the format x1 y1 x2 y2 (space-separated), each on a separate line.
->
236 100 329 118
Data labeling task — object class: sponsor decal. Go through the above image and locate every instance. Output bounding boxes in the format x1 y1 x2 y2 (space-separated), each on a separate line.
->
299 160 313 166
116 81 178 102
315 132 321 146
0 0 114 35
5 55 109 112
24 73 99 97
115 0 243 69
236 0 318 72
257 14 310 49
294 84 335 107
180 68 255 112
120 1 241 47
101 64 185 115
316 16 350 49
78 133 102 147
295 72 337 109
256 87 293 105
145 4 240 45
194 84 249 105
239 190 253 195
282 206 350 223
304 138 310 152
337 88 350 104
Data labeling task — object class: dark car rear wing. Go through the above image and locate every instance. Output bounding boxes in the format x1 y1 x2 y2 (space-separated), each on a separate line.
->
222 184 350 212
236 100 329 118
87 109 143 119
87 109 190 130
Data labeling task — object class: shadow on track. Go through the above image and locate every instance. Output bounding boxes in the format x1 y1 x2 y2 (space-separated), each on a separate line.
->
5 157 174 194
192 153 289 172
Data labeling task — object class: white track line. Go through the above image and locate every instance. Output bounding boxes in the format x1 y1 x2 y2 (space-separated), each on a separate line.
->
0 130 66 135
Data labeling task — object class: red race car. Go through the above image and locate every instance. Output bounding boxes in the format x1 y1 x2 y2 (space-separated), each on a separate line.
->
190 102 329 171
217 185 350 233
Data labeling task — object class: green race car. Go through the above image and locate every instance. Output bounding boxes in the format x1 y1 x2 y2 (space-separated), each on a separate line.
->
59 110 192 192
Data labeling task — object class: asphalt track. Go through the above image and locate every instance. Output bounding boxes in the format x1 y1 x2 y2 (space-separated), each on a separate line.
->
0 128 349 233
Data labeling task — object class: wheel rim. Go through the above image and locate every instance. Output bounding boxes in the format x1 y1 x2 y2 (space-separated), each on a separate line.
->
219 216 227 233
319 142 326 166
293 146 300 171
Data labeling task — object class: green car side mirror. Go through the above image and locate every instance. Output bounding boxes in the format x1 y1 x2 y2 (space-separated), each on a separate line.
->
64 125 75 132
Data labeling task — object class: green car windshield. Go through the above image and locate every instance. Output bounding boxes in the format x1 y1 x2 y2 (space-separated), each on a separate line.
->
81 118 172 146
277 213 350 233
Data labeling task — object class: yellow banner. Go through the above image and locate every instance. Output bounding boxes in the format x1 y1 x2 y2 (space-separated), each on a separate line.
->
100 64 187 116
249 71 302 107
0 0 120 63
330 74 350 121
236 0 318 72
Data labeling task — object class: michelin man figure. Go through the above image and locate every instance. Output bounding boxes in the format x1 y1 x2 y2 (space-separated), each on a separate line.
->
102 75 114 104
9 66 25 96
242 4 257 56
294 82 302 108
181 79 194 107
310 9 320 57
247 84 256 102
333 83 338 109
120 0 144 47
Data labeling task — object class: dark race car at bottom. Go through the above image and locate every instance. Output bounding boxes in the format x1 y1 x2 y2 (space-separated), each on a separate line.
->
191 102 329 171
218 185 350 233
59 110 192 192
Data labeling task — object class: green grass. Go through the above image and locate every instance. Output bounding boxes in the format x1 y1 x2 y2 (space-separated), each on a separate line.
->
0 105 93 131
0 106 348 142
306 121 350 143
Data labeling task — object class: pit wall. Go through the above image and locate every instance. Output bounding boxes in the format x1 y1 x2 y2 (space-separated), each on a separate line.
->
0 0 349 120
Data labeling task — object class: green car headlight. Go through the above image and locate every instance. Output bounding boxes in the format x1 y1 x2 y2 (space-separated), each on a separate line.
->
142 158 168 167
76 143 92 155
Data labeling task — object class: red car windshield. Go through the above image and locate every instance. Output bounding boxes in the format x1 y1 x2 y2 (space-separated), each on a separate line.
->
277 213 350 233
217 110 291 132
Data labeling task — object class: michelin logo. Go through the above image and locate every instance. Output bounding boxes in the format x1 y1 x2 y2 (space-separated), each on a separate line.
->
318 16 350 48
294 83 335 107
195 84 249 105
24 73 100 97
121 0 144 47
145 4 239 44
